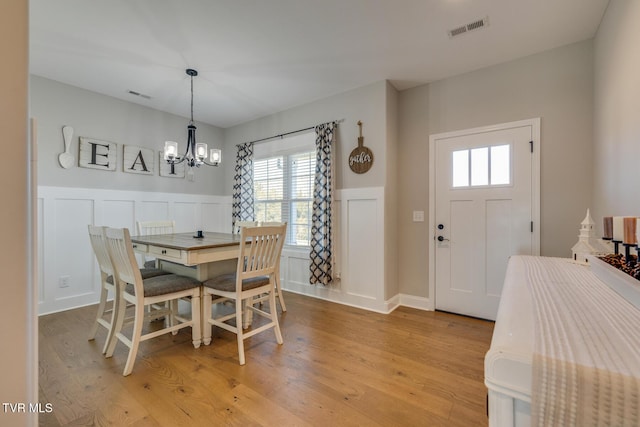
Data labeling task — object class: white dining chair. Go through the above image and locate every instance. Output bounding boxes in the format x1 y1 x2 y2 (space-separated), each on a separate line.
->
87 225 170 353
136 220 176 236
136 220 175 268
202 224 286 365
233 220 257 234
253 222 287 312
103 227 202 376
87 225 119 354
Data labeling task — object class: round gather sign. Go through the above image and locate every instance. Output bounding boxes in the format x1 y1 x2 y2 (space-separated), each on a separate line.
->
349 121 374 174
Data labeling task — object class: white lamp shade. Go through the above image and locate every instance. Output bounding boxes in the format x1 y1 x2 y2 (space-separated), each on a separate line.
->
210 148 222 164
164 141 178 160
195 143 208 160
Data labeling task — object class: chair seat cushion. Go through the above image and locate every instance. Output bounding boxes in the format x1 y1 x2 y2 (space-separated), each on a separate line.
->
203 273 270 293
125 274 201 298
105 268 170 285
140 268 172 279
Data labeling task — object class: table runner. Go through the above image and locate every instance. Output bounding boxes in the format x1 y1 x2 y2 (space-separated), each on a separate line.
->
519 256 640 426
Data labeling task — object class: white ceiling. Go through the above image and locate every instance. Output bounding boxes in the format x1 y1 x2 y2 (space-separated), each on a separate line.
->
30 0 609 129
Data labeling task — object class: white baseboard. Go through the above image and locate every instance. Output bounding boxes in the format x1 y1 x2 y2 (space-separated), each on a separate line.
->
398 294 433 311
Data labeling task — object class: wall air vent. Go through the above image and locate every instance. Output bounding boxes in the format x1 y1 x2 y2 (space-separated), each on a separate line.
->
127 90 152 100
448 16 489 38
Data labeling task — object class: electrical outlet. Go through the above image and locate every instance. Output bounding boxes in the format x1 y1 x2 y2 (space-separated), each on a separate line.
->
412 210 425 222
58 275 71 288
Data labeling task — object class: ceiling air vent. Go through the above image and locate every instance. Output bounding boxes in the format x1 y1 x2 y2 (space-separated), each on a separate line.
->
448 16 489 38
127 90 152 100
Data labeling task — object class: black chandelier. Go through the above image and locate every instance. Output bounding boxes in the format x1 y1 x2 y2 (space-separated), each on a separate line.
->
163 68 221 168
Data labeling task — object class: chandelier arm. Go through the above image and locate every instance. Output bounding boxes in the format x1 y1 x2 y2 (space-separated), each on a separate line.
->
169 156 187 165
200 160 221 167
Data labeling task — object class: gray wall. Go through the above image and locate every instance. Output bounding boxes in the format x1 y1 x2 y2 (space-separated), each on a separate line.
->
397 40 594 298
222 80 388 193
1 0 35 424
385 81 399 300
397 83 431 299
223 80 399 300
593 0 640 223
28 26 610 313
31 76 227 195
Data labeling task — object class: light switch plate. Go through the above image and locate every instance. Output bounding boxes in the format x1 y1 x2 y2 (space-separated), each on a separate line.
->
413 210 424 222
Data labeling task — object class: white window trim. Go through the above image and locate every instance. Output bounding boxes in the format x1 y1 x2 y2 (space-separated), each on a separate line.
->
253 131 316 247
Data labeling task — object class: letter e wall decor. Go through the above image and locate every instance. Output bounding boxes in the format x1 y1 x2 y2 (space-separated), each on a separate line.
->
79 137 117 171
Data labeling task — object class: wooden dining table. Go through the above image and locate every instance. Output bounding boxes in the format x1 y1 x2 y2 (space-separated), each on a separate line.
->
131 231 242 281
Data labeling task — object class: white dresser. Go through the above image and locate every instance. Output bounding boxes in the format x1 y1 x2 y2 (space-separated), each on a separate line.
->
485 256 534 426
485 255 640 427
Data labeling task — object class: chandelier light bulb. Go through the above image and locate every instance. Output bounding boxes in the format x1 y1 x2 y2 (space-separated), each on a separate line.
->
196 143 208 160
164 141 178 161
210 149 222 165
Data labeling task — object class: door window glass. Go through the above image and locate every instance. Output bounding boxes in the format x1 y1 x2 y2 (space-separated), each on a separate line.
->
490 145 510 185
452 144 511 188
452 150 469 187
471 147 489 186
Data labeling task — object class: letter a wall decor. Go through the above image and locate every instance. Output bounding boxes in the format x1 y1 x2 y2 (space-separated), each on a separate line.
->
123 145 154 175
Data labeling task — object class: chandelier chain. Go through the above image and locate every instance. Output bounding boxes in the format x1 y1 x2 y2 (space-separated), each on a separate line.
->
190 73 194 125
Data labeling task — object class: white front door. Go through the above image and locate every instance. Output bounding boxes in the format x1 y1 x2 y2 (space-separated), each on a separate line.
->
430 119 539 320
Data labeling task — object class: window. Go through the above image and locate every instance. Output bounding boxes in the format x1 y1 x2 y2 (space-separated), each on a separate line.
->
253 132 316 246
452 144 511 188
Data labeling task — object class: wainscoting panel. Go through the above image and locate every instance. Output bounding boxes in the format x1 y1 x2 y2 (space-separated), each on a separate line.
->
37 198 45 304
139 201 170 223
101 199 135 230
344 198 380 300
38 186 232 315
282 187 390 313
38 186 408 316
53 198 95 302
202 203 226 233
286 251 312 287
173 202 198 232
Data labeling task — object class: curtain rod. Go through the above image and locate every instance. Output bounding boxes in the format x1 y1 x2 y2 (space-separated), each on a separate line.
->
238 119 344 146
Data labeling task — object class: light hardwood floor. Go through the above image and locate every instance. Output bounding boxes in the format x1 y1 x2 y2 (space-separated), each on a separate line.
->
39 292 494 426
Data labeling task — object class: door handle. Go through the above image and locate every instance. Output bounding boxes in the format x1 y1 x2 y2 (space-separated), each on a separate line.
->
437 236 449 242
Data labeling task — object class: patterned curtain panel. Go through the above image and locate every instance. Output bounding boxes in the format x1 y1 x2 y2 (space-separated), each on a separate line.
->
310 121 337 285
232 142 254 231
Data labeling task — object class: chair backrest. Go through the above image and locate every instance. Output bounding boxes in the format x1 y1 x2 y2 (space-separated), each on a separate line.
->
136 220 175 236
237 223 287 281
233 220 257 234
104 227 144 297
88 225 114 278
